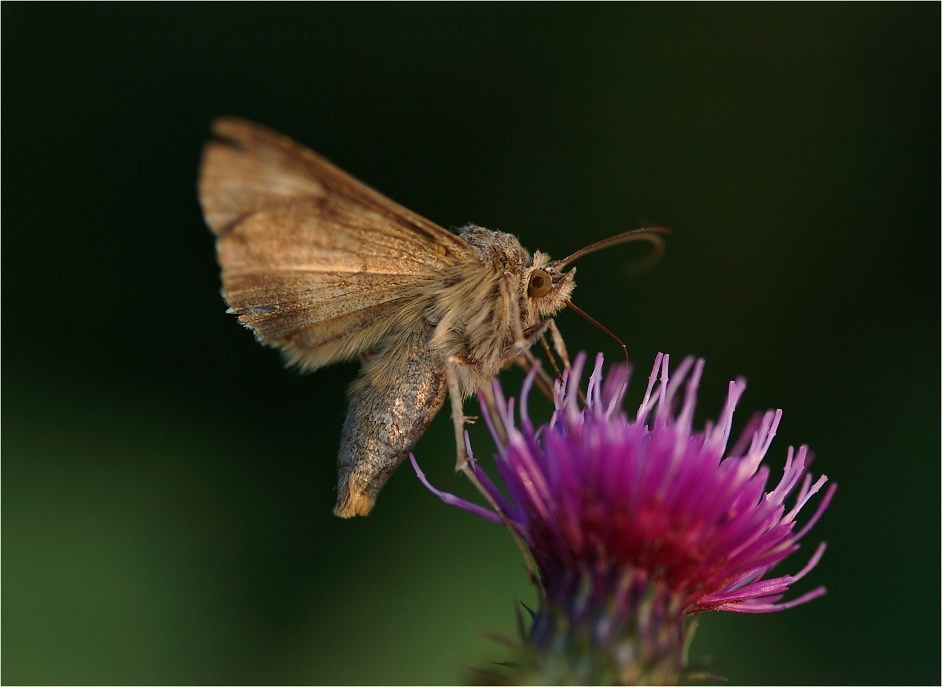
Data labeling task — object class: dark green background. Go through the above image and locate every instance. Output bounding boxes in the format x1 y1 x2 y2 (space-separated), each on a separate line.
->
4 4 938 684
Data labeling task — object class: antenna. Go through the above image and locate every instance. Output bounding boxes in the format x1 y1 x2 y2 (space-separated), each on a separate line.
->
555 227 670 270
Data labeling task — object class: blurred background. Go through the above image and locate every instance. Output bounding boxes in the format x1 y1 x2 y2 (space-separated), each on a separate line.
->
4 4 938 684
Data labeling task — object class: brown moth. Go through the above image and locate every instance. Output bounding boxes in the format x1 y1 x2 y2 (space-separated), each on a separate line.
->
199 117 666 518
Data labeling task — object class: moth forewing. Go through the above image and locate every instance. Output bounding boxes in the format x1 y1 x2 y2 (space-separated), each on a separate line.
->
201 118 474 372
199 117 664 518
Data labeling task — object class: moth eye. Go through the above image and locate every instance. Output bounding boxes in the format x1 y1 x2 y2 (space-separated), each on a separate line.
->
527 269 553 298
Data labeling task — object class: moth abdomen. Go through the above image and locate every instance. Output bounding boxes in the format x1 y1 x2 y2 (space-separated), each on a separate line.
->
335 329 447 517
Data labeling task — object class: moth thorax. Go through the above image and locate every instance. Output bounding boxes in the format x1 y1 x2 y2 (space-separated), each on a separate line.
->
458 225 530 268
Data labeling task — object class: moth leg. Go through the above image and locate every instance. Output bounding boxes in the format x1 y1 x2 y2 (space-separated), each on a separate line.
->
538 337 560 378
544 319 589 406
536 322 571 383
445 357 540 586
516 351 557 401
446 354 475 472
501 273 540 364
449 362 542 588
547 319 571 370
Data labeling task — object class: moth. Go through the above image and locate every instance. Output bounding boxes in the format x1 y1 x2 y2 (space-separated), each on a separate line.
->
199 117 666 518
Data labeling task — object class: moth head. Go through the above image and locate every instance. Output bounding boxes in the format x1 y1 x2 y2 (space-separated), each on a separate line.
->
526 251 576 318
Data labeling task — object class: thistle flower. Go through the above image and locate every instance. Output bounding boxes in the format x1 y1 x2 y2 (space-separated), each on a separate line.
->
412 353 835 684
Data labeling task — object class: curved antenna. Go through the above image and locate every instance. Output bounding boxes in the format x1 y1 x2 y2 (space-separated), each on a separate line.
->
554 226 670 270
564 299 630 365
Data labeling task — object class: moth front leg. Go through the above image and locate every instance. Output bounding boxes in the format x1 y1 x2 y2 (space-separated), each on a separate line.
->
497 319 554 371
535 318 571 383
501 273 538 362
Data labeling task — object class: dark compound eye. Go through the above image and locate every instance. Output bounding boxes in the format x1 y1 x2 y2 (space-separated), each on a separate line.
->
527 268 553 298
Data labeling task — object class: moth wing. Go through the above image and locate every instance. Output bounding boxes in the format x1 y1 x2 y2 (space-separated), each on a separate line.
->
199 117 475 370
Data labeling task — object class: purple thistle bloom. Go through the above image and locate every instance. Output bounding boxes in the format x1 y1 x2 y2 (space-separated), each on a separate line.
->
412 353 835 683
